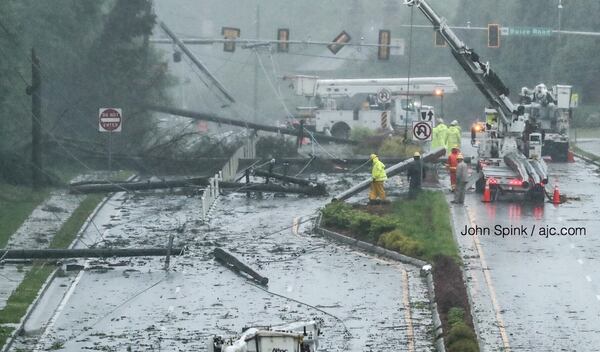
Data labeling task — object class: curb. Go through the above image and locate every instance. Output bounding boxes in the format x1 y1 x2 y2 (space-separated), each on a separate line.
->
446 196 487 352
572 151 600 167
0 175 135 352
313 213 446 352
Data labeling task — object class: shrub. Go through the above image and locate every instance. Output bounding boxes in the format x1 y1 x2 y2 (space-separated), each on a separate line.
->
378 136 421 158
378 230 424 257
447 338 479 352
350 127 375 141
447 307 466 327
446 322 476 347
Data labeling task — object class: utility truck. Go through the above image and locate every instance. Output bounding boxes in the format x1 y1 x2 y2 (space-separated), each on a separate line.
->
287 75 457 139
403 0 571 201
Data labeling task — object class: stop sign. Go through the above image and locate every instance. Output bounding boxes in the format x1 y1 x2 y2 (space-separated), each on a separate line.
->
99 108 122 132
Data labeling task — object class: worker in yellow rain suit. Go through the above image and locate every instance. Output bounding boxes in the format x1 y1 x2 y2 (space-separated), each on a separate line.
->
446 121 462 154
369 154 387 204
431 118 448 151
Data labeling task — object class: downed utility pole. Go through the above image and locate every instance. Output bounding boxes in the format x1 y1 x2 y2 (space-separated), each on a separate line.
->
252 169 324 188
70 177 326 196
145 105 357 145
213 247 268 286
69 177 209 194
332 147 446 201
219 181 327 196
0 248 185 260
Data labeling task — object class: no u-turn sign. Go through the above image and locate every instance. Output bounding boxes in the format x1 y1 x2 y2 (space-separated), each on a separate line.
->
99 108 122 132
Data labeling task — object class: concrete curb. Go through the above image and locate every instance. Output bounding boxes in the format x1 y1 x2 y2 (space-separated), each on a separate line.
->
313 212 446 352
446 196 486 352
0 175 135 352
573 151 600 167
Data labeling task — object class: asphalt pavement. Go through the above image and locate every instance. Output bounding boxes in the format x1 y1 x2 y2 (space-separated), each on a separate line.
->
14 174 436 351
451 138 600 351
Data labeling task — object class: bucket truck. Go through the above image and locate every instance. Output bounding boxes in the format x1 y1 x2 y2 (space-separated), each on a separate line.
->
404 0 567 202
287 75 458 139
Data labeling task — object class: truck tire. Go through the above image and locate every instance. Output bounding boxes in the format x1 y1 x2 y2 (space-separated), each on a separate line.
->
475 177 485 193
330 122 351 140
527 184 546 203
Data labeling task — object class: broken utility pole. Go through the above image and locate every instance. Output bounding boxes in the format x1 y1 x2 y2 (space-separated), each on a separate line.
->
332 147 446 201
0 248 185 260
144 105 357 145
213 247 268 286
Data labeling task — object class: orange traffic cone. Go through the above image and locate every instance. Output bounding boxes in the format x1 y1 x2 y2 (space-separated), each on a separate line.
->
567 150 575 163
553 184 561 205
482 179 491 202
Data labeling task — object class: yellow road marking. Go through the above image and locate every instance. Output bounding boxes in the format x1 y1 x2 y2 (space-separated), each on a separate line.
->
401 269 416 352
292 217 299 235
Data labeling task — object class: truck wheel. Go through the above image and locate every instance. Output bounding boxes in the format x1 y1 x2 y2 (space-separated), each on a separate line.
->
527 184 546 203
330 122 351 140
475 177 485 193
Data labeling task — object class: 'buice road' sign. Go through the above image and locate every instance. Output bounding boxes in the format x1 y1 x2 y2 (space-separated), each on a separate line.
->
99 108 122 132
412 121 432 141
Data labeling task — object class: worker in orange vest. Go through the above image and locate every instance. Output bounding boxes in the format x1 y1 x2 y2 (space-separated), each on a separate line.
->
447 146 460 192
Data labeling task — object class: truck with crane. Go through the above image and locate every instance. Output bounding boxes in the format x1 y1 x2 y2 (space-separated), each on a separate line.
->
403 0 572 201
287 75 458 139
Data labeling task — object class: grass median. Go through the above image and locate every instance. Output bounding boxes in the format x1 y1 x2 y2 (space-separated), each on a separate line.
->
0 184 49 249
321 191 478 352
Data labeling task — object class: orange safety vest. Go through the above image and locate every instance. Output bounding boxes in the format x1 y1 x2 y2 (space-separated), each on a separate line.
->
448 152 459 172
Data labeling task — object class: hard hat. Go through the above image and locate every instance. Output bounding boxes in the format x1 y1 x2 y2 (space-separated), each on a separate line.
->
370 154 378 160
451 120 458 126
437 118 444 124
457 153 464 159
414 151 421 157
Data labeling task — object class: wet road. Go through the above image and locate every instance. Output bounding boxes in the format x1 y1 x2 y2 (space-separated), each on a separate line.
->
453 142 600 351
576 138 600 156
20 175 435 351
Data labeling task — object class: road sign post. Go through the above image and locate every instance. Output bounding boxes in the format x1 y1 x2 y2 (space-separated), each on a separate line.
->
99 108 122 174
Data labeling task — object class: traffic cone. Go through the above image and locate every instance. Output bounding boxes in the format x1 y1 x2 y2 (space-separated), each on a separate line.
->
482 179 491 203
567 150 575 163
553 184 561 205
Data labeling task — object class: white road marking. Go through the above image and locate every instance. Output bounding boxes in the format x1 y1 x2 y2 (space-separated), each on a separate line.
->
175 286 181 293
586 275 592 283
577 259 584 265
596 295 600 301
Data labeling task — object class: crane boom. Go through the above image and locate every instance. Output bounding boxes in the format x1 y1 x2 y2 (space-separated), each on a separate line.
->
404 0 515 126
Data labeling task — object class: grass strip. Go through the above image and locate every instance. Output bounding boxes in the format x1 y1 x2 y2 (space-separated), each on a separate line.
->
321 191 478 351
0 171 133 347
0 184 49 248
322 191 458 262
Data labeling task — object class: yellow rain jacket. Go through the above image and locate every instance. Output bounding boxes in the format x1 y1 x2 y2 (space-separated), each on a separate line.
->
371 157 388 181
446 126 462 154
431 123 448 150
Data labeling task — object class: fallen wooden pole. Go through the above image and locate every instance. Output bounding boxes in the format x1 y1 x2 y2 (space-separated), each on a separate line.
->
0 248 185 260
252 169 323 187
69 177 209 194
145 105 357 145
332 147 447 202
219 181 327 196
213 247 268 286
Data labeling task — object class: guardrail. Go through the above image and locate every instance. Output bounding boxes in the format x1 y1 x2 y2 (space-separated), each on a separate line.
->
201 137 256 221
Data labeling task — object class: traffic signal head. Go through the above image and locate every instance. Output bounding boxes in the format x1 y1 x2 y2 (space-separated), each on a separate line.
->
488 24 500 48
